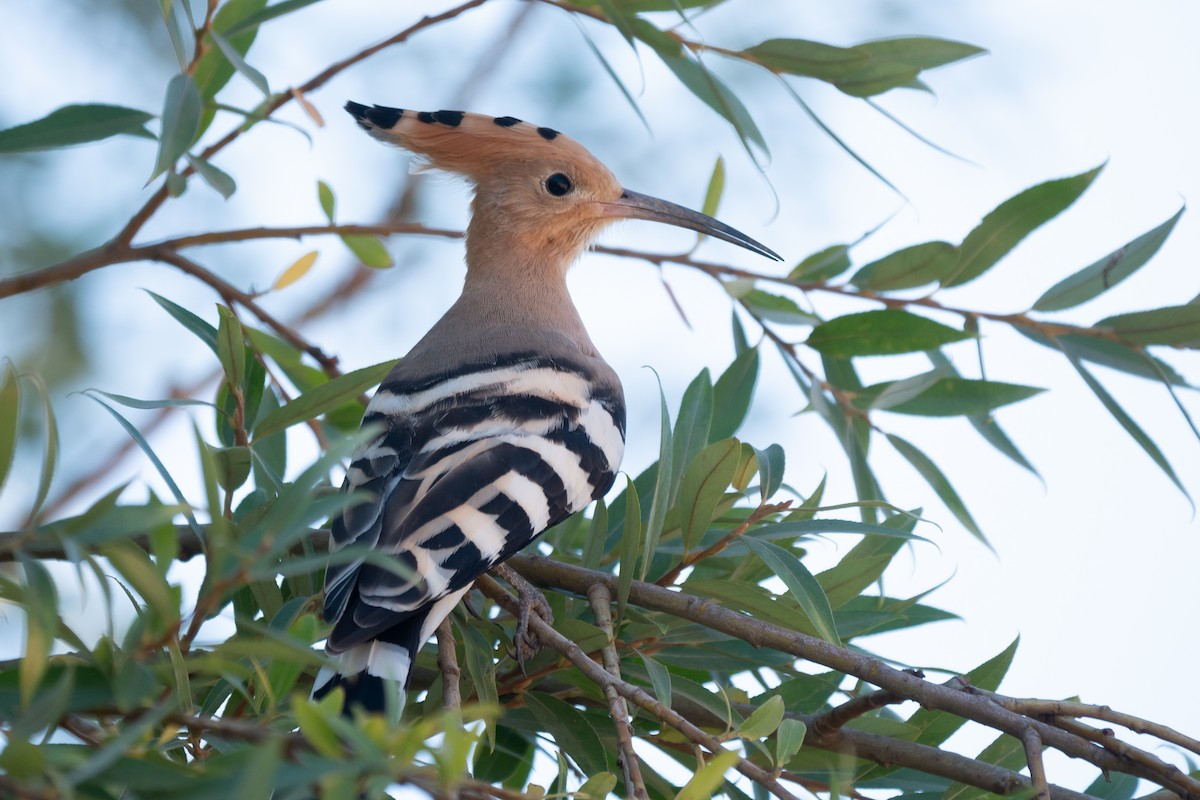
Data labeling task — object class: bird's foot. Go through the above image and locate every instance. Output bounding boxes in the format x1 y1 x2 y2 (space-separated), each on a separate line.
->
491 563 553 673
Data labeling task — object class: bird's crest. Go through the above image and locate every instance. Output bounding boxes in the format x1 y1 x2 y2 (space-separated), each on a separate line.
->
344 103 602 181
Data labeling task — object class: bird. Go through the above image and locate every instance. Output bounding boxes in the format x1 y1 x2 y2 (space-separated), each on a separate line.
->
313 103 781 714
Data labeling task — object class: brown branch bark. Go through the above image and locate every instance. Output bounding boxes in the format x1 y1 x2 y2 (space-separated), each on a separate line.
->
437 617 463 711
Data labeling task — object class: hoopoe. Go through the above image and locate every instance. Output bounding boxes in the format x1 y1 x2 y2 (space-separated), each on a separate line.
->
314 103 781 713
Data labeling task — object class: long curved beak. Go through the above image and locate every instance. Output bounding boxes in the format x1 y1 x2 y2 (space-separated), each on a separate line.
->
600 189 781 262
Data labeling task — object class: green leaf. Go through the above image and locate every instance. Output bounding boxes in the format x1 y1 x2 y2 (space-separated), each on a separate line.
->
186 154 237 199
739 695 785 740
17 555 57 706
102 539 178 627
1061 348 1189 500
946 166 1103 287
226 0 328 35
641 378 674 579
150 73 202 181
293 695 343 758
711 347 759 440
1033 207 1184 311
1019 329 1189 386
943 733 1026 800
659 52 767 160
742 537 840 645
855 377 1043 416
1084 772 1140 800
859 36 986 69
459 619 499 712
88 390 218 413
754 443 785 502
577 23 650 132
701 156 725 218
1098 304 1200 346
577 772 619 799
341 234 394 269
212 445 252 491
674 749 741 800
807 310 971 357
850 241 959 290
210 30 270 96
216 306 247 390
0 363 18 495
887 434 987 547
734 287 819 325
317 180 336 221
194 0 268 105
909 638 1019 746
24 374 59 520
775 718 807 768
473 725 535 786
670 369 714 498
790 243 852 282
617 476 642 621
523 693 609 776
678 438 740 552
253 359 397 440
0 104 154 153
743 38 869 82
641 652 673 710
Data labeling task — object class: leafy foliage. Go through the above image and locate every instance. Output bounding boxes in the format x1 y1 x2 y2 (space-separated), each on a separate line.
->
0 1 1198 800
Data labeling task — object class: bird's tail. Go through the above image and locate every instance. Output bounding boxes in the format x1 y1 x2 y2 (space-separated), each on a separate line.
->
312 638 414 715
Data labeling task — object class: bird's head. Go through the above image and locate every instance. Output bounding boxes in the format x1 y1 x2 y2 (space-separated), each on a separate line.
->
345 103 780 273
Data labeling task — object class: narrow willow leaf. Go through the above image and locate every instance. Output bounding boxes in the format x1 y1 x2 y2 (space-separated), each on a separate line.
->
0 104 154 153
1097 304 1200 346
702 156 725 218
675 749 741 800
850 241 958 290
0 363 18 494
473 725 535 786
102 539 178 626
163 0 191 69
678 438 740 552
856 377 1043 417
942 733 1026 800
231 737 282 800
887 434 988 547
341 234 394 268
17 555 57 705
742 537 840 645
22 374 59 520
865 367 948 410
641 652 672 710
616 476 641 621
1034 206 1184 311
317 180 336 221
577 773 619 800
210 30 270 96
273 251 318 290
807 310 971 357
640 378 674 579
739 695 785 740
576 20 650 132
226 0 328 35
670 369 714 499
1061 348 1189 500
773 718 807 769
253 359 397 440
523 693 609 776
754 443 785 501
194 0 268 109
659 52 767 160
292 696 343 758
735 288 819 326
459 620 498 712
1084 772 1140 800
711 348 759 441
743 38 868 82
185 154 237 199
150 73 202 181
946 166 1103 287
216 306 247 390
790 243 852 282
1019 329 1189 386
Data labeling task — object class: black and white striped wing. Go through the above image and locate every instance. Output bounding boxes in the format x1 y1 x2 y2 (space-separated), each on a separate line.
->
319 354 625 700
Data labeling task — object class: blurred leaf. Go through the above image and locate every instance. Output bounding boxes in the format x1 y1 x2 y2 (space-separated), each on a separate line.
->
578 772 619 799
150 73 202 181
341 234 394 268
887 434 986 546
775 718 807 767
743 38 869 82
210 31 270 96
863 367 948 411
909 638 1018 747
212 445 252 491
1033 207 1183 311
146 291 218 353
702 156 726 218
671 369 714 498
24 374 60 520
194 0 268 105
754 443 785 502
17 555 57 706
1018 329 1188 386
273 251 319 290
817 529 909 608
185 154 237 199
226 0 328 35
103 539 178 629
317 180 336 220
1061 348 1189 499
942 733 1026 800
659 52 767 160
216 306 247 390
473 725 535 786
711 347 759 440
460 620 499 713
946 166 1102 287
577 22 650 132
851 242 958 290
675 749 740 800
89 390 218 413
734 287 819 326
679 438 740 552
1084 772 1140 800
1097 305 1200 346
641 379 674 579
742 537 840 645
0 363 18 494
642 652 673 710
523 693 609 776
739 694 785 740
807 310 971 357
855 377 1043 416
253 359 397 439
790 244 852 282
293 695 343 758
0 104 154 153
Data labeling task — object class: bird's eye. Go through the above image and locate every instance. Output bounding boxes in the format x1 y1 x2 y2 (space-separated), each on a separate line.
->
545 173 573 197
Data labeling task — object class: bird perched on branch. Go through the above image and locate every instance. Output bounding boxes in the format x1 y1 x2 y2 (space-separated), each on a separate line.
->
314 103 780 713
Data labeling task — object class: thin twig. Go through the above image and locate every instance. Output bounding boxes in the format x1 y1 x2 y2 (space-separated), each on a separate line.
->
809 687 905 745
437 617 463 711
587 583 649 800
1023 726 1051 800
994 696 1200 759
476 575 802 800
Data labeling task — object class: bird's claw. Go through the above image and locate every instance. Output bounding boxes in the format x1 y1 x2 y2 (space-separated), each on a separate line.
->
492 563 553 674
